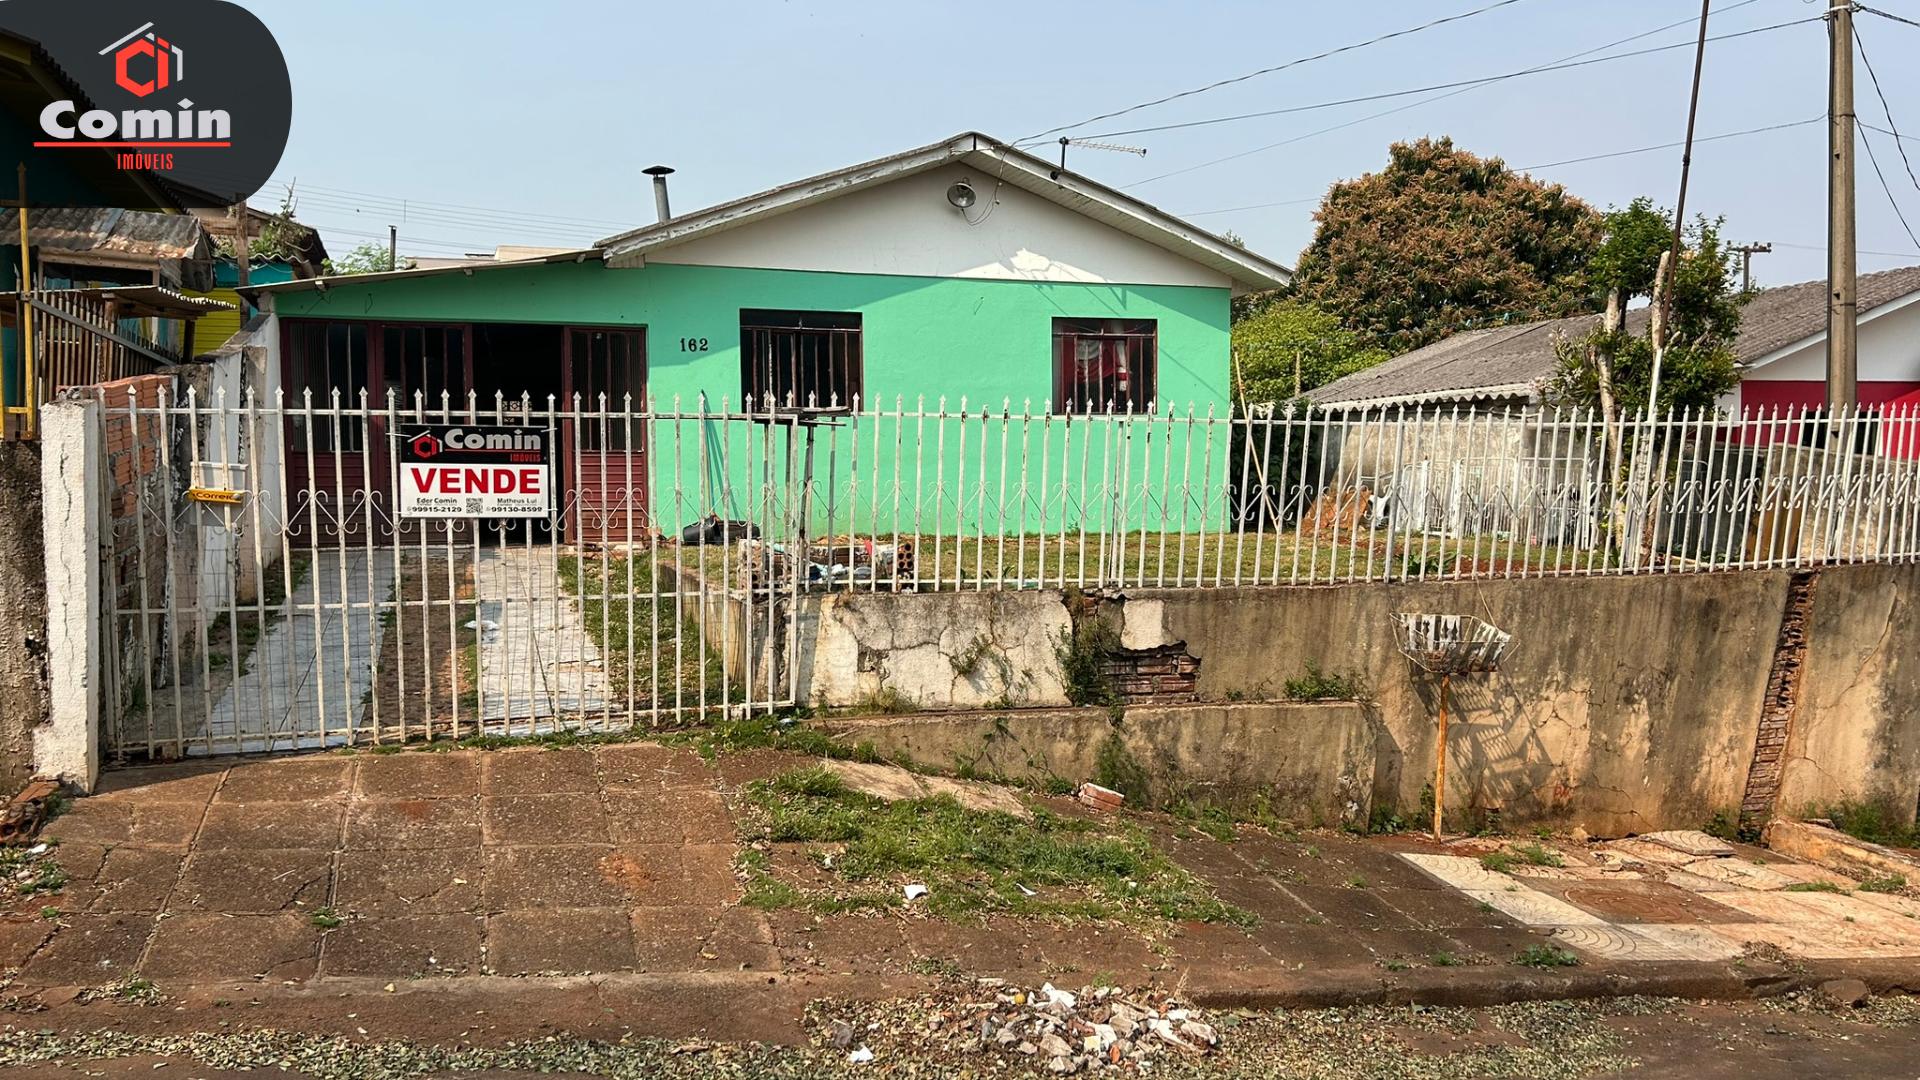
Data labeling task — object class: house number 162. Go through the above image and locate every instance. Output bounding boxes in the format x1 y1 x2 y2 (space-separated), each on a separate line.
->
680 337 709 352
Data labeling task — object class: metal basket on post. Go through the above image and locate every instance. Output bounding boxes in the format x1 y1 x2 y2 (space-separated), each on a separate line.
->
1391 613 1513 839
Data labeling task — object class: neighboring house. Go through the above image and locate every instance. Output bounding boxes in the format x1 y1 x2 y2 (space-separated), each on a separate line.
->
186 205 330 350
238 131 1291 536
1311 265 1920 414
1310 268 1920 563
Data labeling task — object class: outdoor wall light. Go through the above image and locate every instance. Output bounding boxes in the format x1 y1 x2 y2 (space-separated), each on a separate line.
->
945 180 977 210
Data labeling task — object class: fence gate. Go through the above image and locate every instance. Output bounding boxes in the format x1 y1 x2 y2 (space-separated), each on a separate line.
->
93 384 801 762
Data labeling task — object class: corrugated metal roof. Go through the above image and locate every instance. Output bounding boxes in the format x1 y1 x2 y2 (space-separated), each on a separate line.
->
0 207 213 261
1 284 233 320
1312 265 1920 407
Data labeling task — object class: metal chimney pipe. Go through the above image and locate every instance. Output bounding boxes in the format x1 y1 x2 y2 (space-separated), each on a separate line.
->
643 165 674 223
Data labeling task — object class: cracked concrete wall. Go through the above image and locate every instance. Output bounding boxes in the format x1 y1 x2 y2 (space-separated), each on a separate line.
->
0 441 49 792
37 400 102 791
798 591 1071 709
1777 563 1920 826
821 702 1373 826
1138 573 1790 837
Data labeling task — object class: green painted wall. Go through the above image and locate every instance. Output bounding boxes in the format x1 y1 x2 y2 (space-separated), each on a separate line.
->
270 260 1234 534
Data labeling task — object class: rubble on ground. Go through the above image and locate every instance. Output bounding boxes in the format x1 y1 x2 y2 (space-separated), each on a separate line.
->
819 979 1215 1073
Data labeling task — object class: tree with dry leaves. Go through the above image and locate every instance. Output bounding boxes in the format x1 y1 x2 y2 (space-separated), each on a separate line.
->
1290 137 1605 353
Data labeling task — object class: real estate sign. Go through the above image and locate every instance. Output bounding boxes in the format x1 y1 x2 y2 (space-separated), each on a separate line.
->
397 423 552 519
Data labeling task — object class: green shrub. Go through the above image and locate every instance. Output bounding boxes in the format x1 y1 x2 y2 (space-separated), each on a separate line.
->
1282 663 1363 702
1514 944 1579 968
1055 619 1121 707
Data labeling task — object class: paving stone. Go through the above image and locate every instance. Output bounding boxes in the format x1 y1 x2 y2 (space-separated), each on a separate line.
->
93 763 228 803
142 913 321 980
19 914 153 985
899 916 1058 978
483 845 637 909
1246 922 1380 969
770 912 912 975
1398 853 1516 892
630 906 778 973
1436 925 1559 963
197 800 345 850
354 752 482 798
1619 923 1748 961
1638 830 1737 857
319 913 484 976
1163 920 1275 975
1033 921 1165 982
0 917 55 969
335 848 483 915
1765 891 1920 947
215 757 354 803
1359 926 1487 968
487 908 635 974
1769 861 1860 888
1281 884 1420 930
85 848 185 913
1678 859 1798 891
1663 869 1742 893
1461 885 1608 927
345 797 482 850
170 849 333 913
1699 920 1891 960
46 842 111 882
483 794 612 846
1604 838 1705 866
596 743 711 789
1534 880 1752 925
1853 890 1920 920
482 749 601 795
605 788 735 845
1550 924 1693 961
1372 887 1518 929
43 800 204 849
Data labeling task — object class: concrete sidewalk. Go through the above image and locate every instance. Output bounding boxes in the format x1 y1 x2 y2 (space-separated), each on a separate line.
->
6 743 1919 1024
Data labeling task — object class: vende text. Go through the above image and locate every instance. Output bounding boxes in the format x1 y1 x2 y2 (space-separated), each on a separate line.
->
407 466 545 495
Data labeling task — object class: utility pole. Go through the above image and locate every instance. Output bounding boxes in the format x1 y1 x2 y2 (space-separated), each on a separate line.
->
230 203 249 290
1828 0 1857 413
1732 241 1771 291
388 225 398 272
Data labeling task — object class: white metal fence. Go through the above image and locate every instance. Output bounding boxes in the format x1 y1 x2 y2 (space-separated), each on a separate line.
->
88 385 1920 758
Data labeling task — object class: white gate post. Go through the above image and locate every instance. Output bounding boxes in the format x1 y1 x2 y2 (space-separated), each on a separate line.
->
39 397 102 792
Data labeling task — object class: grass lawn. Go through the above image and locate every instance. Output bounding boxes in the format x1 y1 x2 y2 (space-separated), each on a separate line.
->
558 553 739 717
736 765 1252 926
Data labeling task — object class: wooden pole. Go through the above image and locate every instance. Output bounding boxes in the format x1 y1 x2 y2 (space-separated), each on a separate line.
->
1432 672 1450 840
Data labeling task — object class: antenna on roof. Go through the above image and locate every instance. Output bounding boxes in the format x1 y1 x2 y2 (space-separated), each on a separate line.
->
1052 137 1148 180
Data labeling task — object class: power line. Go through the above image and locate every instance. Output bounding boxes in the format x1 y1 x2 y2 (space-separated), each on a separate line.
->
1178 116 1821 218
1017 0 1539 146
1128 0 1772 189
1516 116 1823 169
1857 4 1920 31
1858 122 1920 248
1080 15 1823 142
1775 239 1920 259
1853 27 1920 194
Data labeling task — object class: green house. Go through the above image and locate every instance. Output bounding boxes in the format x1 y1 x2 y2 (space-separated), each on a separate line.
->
243 133 1290 538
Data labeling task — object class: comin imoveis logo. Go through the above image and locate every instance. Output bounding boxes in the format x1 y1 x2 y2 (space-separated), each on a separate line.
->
35 21 230 149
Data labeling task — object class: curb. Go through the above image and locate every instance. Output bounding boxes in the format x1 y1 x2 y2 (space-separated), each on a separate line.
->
1188 958 1920 1011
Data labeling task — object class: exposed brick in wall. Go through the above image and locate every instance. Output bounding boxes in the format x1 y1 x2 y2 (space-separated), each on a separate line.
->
72 374 180 724
1105 643 1201 704
1740 570 1820 831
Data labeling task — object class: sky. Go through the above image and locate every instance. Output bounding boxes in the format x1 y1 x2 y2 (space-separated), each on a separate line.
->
236 0 1920 288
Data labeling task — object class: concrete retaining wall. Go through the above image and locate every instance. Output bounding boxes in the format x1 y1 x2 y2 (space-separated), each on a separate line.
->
788 564 1920 836
822 702 1374 828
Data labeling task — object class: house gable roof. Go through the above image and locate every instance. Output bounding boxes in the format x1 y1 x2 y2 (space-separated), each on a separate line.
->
1310 264 1920 408
595 133 1292 293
